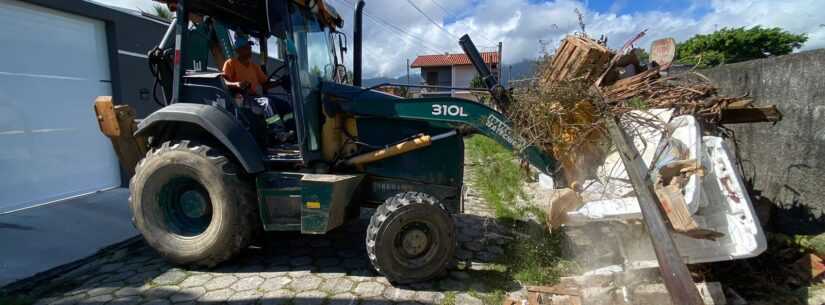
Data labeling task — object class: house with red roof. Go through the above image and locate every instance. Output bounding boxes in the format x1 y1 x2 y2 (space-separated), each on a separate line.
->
410 51 500 96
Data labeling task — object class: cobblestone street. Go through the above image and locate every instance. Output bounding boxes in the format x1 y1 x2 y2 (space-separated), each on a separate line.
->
25 165 519 305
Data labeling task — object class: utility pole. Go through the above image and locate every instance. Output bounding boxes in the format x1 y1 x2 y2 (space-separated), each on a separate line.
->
497 41 503 85
406 58 410 86
508 65 512 86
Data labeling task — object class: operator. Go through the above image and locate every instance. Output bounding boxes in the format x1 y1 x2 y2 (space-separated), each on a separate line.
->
222 35 273 114
222 34 294 143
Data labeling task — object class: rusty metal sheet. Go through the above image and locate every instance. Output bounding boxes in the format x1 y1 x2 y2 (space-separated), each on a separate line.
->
650 38 676 67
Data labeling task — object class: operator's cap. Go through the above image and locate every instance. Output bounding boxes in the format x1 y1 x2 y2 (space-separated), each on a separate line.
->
233 35 255 49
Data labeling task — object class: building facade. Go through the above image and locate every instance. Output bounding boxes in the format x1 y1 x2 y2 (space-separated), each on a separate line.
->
410 51 500 97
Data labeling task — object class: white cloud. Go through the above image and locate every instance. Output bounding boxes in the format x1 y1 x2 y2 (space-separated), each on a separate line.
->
97 0 825 78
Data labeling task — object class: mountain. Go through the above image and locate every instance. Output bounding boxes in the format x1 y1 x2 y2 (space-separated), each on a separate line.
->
362 74 422 88
501 59 540 84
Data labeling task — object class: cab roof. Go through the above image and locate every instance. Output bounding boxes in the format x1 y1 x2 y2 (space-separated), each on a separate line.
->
154 0 342 35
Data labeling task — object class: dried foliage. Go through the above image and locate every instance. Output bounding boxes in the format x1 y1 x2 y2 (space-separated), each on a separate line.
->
507 35 753 186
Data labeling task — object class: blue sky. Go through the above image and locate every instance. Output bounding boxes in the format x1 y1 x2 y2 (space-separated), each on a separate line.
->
100 0 825 78
584 0 710 17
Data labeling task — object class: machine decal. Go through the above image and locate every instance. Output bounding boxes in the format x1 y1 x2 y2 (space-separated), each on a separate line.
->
485 114 526 148
306 201 321 209
431 104 468 117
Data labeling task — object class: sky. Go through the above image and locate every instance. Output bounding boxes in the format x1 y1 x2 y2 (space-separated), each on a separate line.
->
100 0 825 78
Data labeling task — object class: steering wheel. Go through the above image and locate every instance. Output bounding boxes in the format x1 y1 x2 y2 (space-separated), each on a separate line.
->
265 64 289 88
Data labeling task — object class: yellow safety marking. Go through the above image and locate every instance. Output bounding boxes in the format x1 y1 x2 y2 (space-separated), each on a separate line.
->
306 201 321 209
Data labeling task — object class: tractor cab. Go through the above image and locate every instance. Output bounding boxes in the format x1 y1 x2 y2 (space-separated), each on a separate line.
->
150 0 348 168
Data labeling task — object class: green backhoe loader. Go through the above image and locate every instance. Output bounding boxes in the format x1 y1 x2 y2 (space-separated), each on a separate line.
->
116 0 558 283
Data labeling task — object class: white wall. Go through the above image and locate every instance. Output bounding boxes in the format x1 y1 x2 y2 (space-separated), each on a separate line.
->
451 65 477 90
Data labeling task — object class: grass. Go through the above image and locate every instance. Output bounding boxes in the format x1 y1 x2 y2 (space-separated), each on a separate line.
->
441 291 457 305
465 136 531 222
465 135 575 287
471 289 507 305
503 226 576 285
789 234 825 255
627 97 649 110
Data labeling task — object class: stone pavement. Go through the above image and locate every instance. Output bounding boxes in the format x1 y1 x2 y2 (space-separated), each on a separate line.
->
25 168 520 305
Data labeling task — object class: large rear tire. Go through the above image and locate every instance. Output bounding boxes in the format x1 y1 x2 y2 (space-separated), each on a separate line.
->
129 141 256 267
366 192 456 283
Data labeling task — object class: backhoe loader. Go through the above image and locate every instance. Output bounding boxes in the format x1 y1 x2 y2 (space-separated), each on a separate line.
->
113 0 557 283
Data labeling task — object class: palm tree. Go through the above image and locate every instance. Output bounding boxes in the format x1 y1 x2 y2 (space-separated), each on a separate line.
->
151 4 173 21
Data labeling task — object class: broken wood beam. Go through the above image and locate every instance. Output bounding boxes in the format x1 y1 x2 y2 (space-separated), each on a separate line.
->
604 116 705 305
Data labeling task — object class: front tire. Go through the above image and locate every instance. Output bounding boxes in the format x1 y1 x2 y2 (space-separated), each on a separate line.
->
366 192 456 283
129 141 256 267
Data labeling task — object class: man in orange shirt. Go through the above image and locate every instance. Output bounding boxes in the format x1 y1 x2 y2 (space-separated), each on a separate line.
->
223 35 270 96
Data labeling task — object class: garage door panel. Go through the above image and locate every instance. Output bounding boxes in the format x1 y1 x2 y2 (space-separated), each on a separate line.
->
0 0 120 213
0 0 111 80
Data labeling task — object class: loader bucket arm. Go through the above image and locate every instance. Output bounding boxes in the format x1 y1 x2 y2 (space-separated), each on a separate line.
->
332 91 557 175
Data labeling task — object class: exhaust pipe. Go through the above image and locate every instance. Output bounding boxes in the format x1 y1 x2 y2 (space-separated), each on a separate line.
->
353 0 365 87
459 34 509 113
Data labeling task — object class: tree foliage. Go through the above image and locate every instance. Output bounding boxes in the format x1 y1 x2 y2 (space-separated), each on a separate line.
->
152 4 173 21
470 74 485 88
676 26 807 67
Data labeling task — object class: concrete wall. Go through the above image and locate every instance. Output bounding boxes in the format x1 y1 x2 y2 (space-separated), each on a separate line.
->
702 49 825 234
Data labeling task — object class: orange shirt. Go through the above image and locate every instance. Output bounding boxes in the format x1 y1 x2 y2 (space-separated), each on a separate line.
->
222 58 267 94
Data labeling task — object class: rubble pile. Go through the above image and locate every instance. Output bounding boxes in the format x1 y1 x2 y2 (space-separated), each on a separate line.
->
509 34 778 188
503 33 783 305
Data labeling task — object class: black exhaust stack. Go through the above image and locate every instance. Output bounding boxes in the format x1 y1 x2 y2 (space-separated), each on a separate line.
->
459 34 509 112
353 0 365 87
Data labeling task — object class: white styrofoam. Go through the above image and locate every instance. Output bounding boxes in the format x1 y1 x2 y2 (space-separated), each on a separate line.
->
699 136 767 260
561 118 766 265
582 109 674 201
573 114 701 222
567 197 642 224
588 136 767 267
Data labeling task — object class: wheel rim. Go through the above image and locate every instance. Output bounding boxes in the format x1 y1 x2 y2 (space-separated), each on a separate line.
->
159 177 213 237
393 221 438 267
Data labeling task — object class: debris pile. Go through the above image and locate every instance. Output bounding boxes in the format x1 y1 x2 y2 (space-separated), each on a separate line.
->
504 33 783 304
508 34 780 188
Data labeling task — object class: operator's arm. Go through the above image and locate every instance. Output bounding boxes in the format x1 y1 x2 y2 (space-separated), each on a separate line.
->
222 60 250 90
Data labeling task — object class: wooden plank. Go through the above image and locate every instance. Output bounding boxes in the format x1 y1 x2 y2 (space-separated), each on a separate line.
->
604 117 705 305
527 292 541 305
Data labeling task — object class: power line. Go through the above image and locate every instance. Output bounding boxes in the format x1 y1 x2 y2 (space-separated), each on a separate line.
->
423 0 498 46
334 0 448 55
428 0 451 17
405 0 459 41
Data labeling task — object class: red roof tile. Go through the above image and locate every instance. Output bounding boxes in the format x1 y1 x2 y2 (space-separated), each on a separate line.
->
410 52 499 68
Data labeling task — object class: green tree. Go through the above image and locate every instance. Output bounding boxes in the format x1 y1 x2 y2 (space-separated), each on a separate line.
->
470 74 485 88
676 26 807 68
152 4 173 21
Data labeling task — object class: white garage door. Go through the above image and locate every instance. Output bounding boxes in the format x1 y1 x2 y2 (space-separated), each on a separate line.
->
0 0 121 213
